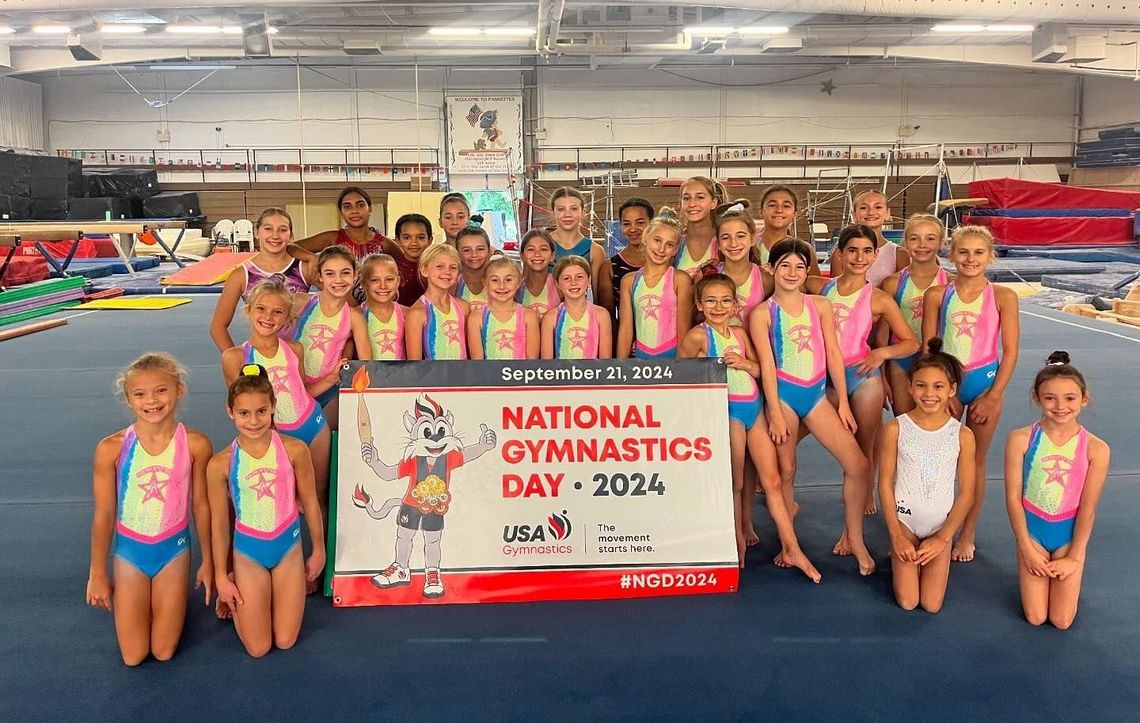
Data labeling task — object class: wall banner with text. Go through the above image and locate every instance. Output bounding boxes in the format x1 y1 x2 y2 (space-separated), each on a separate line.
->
332 359 738 606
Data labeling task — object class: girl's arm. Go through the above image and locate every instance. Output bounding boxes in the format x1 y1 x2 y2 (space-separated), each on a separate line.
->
816 297 856 432
749 307 789 445
207 451 242 608
676 327 706 359
291 230 338 255
349 307 372 361
209 270 247 352
860 289 920 373
761 267 775 298
616 274 636 359
894 246 911 274
221 347 244 388
917 426 977 566
593 247 615 313
1004 428 1053 577
968 286 1020 424
404 305 425 361
876 421 915 564
467 309 486 360
920 285 945 346
1054 436 1111 578
287 438 326 582
524 308 541 360
187 430 215 606
596 307 613 358
86 436 120 610
674 270 694 339
540 310 557 360
803 275 827 295
723 330 761 378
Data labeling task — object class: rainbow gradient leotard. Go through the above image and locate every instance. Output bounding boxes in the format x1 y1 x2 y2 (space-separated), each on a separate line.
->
292 295 352 407
821 278 877 394
553 303 600 359
704 323 762 429
481 305 529 360
1022 423 1090 554
938 282 1000 405
229 431 301 569
420 295 467 360
114 424 192 577
720 262 766 326
631 267 678 358
363 304 405 360
242 341 325 445
893 266 949 371
517 274 560 316
674 236 717 276
768 296 827 418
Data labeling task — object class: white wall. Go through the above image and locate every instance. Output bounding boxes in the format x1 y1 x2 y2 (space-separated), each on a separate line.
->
0 76 45 151
1081 76 1140 131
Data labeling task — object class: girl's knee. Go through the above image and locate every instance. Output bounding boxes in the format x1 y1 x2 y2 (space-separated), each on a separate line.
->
895 592 919 611
120 648 148 667
1049 610 1077 630
243 637 273 658
1024 608 1048 627
150 641 179 662
919 598 944 614
275 630 299 650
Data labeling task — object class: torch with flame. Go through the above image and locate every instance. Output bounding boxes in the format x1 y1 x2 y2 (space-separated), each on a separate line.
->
351 366 373 446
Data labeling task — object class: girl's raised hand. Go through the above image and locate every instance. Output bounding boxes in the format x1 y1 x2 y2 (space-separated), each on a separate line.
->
86 574 113 611
217 576 244 608
195 563 214 606
306 548 326 583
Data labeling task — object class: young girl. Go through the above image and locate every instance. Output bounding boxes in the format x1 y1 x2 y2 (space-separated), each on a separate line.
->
405 243 470 360
388 213 432 305
923 225 1020 562
750 239 875 575
805 224 919 520
87 353 214 666
541 255 613 359
756 185 820 275
617 207 692 359
611 197 651 293
290 245 371 428
517 229 562 316
210 208 312 352
1005 353 1110 629
468 256 540 360
882 214 951 414
674 177 724 276
879 339 976 612
549 187 614 311
679 274 820 582
716 200 773 326
830 189 910 285
208 365 324 658
221 281 331 521
439 192 471 247
360 254 406 360
455 219 492 312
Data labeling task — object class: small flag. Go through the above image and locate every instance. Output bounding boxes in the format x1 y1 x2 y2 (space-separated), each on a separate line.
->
466 103 482 126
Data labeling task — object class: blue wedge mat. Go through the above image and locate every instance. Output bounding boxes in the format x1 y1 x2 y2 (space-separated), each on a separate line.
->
1041 272 1136 297
50 263 114 279
60 257 161 274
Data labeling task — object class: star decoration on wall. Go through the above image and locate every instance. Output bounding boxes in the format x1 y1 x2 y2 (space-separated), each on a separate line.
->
820 79 836 95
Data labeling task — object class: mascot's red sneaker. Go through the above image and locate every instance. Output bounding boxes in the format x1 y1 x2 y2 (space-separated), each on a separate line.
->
371 562 411 588
423 567 445 599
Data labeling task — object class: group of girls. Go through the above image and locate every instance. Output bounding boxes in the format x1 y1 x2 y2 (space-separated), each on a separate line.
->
88 181 1111 668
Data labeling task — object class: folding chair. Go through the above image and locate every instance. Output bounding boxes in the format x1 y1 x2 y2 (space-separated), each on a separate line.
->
233 219 255 252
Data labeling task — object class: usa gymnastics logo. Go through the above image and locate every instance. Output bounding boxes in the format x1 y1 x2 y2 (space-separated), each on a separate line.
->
501 510 574 557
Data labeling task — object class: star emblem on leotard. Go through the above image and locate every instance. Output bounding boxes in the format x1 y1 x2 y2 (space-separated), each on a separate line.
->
567 327 589 350
641 294 662 320
137 466 172 503
527 302 545 314
951 310 978 339
493 329 516 351
832 303 851 337
247 467 277 501
1040 455 1072 489
308 323 337 354
788 325 814 352
908 297 924 320
267 366 291 391
441 320 461 345
373 329 399 355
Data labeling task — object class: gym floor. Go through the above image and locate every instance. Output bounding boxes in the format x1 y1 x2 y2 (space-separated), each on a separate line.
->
2 300 1138 720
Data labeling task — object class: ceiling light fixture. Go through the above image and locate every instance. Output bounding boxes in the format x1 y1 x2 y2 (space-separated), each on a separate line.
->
483 27 536 37
100 25 147 35
932 23 1034 33
221 26 243 35
984 24 1035 32
428 27 483 37
33 25 72 34
685 26 735 37
0 26 15 35
736 26 789 35
165 25 225 35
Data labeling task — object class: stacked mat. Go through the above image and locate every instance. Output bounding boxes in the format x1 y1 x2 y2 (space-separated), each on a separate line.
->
0 153 83 221
1076 126 1140 169
964 178 1140 247
0 276 85 326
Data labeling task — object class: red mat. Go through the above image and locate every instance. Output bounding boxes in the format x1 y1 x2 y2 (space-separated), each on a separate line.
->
964 214 1136 247
968 178 1140 209
0 253 50 286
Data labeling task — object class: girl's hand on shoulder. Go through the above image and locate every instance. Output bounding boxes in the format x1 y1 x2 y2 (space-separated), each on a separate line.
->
306 549 326 582
1050 557 1081 580
86 574 113 610
915 536 947 566
968 391 1003 425
195 562 214 606
217 576 244 608
838 401 858 434
890 534 916 564
1018 542 1053 577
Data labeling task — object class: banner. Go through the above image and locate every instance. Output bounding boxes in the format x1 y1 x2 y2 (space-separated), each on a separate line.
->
446 95 523 175
332 359 738 606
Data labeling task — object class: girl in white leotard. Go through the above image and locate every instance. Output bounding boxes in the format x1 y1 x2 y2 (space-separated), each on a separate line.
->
878 338 976 614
